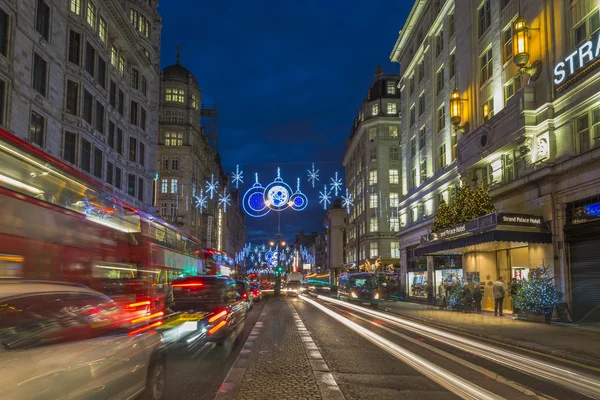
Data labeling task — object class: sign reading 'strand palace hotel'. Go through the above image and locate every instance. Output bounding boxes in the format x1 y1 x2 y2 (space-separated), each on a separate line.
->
554 32 600 92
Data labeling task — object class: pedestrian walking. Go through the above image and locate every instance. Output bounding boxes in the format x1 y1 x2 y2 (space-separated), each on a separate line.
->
493 276 506 316
472 283 483 312
461 283 472 313
438 282 446 310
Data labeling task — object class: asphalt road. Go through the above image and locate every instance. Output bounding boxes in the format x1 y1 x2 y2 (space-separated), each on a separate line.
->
292 294 600 400
162 299 266 400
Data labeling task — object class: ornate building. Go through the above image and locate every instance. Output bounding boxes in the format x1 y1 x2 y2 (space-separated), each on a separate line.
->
0 0 161 211
157 50 245 256
343 67 402 269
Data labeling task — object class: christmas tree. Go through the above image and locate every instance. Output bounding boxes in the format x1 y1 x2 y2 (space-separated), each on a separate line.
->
453 184 477 223
513 268 562 315
433 200 453 231
473 184 496 217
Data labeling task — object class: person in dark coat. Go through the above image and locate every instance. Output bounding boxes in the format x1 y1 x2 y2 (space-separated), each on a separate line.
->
461 283 473 313
472 284 483 312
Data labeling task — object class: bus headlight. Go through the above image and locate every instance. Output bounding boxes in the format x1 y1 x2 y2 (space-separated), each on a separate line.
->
350 292 358 298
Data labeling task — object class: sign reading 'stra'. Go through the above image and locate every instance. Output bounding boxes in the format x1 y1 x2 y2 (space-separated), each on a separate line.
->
554 33 600 85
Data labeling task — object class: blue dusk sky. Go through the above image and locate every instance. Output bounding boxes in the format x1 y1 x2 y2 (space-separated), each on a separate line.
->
159 1 410 246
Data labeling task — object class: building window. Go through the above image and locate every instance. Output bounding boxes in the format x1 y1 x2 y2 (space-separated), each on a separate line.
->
480 47 493 85
83 90 93 124
390 146 399 161
161 178 168 193
95 100 104 133
68 30 81 65
165 88 185 103
409 105 416 126
418 60 425 82
574 10 600 46
449 52 456 78
411 167 417 189
142 76 148 97
390 218 400 232
369 170 377 185
81 138 91 172
368 194 377 210
139 142 145 167
436 30 444 57
451 134 457 162
106 162 113 185
0 9 7 57
418 93 425 116
409 75 415 95
438 143 447 169
171 156 179 170
419 126 426 150
138 178 144 202
593 108 600 146
116 128 123 154
420 159 428 181
65 80 79 116
370 243 378 258
165 132 183 146
99 17 107 45
115 167 121 190
108 121 115 149
410 136 417 159
36 0 50 41
368 127 377 140
170 178 178 194
370 148 377 162
118 90 124 115
63 131 77 164
504 76 522 103
140 108 146 131
70 0 81 15
577 114 590 153
30 110 44 146
389 169 399 184
111 46 118 68
482 97 494 121
478 0 491 37
389 126 398 138
93 148 102 179
130 101 138 125
387 103 397 114
129 137 137 162
85 42 96 77
118 56 125 76
128 174 136 197
161 156 168 170
390 192 399 207
437 105 446 132
0 79 7 125
97 57 106 88
131 68 139 90
109 81 116 108
387 81 396 94
87 1 97 30
448 13 455 38
370 217 377 233
503 27 513 62
436 67 445 94
33 53 47 97
191 94 199 110
372 103 379 116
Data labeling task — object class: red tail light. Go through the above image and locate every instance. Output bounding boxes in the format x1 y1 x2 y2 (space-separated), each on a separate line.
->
130 311 164 324
172 283 204 288
129 321 162 336
127 300 151 308
242 292 248 299
208 320 227 335
208 310 228 323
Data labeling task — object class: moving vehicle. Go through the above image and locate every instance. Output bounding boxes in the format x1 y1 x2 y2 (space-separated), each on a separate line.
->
338 272 381 307
250 282 263 302
0 129 203 313
0 279 166 400
236 280 253 310
170 276 246 344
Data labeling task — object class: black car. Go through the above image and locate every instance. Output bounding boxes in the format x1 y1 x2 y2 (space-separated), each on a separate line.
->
171 276 246 344
338 272 380 307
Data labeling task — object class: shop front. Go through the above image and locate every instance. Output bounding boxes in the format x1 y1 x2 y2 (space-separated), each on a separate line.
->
406 244 428 302
564 197 600 322
414 213 553 313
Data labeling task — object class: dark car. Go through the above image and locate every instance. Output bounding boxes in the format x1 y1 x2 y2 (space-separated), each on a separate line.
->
236 280 253 311
250 283 263 302
338 272 380 307
171 276 246 344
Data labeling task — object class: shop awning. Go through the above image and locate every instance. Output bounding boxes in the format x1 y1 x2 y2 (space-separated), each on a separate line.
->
414 229 552 257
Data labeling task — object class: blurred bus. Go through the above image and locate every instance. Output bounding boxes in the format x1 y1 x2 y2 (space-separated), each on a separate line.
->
0 128 202 311
203 248 234 276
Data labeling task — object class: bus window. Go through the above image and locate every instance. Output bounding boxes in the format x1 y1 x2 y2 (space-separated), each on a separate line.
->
0 254 24 278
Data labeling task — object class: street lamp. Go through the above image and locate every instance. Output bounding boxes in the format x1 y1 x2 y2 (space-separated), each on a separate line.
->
449 89 468 134
512 16 542 81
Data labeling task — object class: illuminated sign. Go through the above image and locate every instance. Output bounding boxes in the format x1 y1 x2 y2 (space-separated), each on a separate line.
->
554 32 600 85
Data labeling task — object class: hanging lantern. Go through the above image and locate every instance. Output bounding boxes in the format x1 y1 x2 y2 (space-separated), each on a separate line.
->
513 17 530 68
450 89 462 127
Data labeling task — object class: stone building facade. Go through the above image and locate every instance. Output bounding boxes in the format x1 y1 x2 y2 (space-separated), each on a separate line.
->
0 0 162 212
343 67 402 269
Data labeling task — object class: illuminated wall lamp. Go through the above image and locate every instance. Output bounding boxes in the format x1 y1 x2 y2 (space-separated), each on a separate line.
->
449 89 468 135
512 17 542 81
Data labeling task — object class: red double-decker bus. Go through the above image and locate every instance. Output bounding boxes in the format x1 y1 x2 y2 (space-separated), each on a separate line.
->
0 128 203 312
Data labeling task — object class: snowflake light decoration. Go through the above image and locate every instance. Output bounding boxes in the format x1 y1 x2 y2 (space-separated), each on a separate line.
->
205 174 219 200
194 189 208 213
329 172 342 196
307 163 320 188
232 164 244 189
342 188 353 214
219 188 231 212
319 184 332 210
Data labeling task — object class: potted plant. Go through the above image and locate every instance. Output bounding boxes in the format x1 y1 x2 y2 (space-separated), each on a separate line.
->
513 267 562 323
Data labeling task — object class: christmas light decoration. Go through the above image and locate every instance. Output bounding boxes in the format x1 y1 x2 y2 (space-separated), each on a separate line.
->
319 184 331 210
205 174 219 200
218 188 231 212
342 188 353 214
194 189 208 213
513 268 562 315
232 164 244 189
242 168 308 217
307 163 320 188
329 172 342 196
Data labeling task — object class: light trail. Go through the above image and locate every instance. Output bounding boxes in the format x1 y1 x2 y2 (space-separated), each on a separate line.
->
316 295 600 399
299 295 505 400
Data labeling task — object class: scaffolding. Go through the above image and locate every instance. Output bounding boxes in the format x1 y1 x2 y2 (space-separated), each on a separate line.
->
201 103 219 154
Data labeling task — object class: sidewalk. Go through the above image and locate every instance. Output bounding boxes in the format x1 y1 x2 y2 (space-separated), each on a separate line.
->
215 297 344 400
380 301 600 369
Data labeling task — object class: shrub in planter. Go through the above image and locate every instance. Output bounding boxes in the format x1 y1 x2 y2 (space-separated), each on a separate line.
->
513 267 562 321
